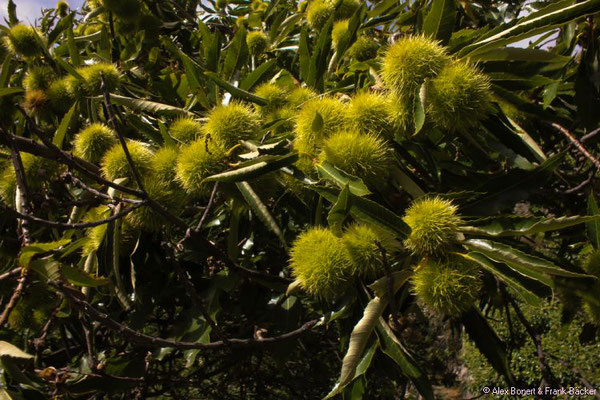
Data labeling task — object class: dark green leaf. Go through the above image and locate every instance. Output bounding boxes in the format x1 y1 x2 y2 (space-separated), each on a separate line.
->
316 161 371 196
422 0 456 44
204 72 268 106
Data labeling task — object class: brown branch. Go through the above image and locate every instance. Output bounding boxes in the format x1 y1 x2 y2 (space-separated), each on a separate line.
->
69 173 142 205
551 123 600 170
375 240 399 331
50 280 317 350
196 182 219 231
0 270 29 328
1 201 146 230
0 267 21 282
545 353 600 399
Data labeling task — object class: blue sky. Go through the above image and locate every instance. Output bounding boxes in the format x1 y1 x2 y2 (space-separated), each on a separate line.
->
1 0 85 22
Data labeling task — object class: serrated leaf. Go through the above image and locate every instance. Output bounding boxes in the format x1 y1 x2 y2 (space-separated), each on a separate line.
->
422 0 456 44
307 16 334 90
204 71 268 106
0 342 32 360
97 94 194 116
298 28 310 81
240 59 277 91
0 87 23 97
463 239 593 280
471 47 571 63
59 265 110 287
222 27 248 81
368 270 413 298
53 102 78 148
461 307 515 386
459 0 600 57
236 181 287 249
413 83 427 135
458 252 544 306
461 215 600 237
203 153 298 183
316 161 371 197
315 186 410 239
587 192 600 250
327 184 352 236
375 318 434 400
19 239 71 267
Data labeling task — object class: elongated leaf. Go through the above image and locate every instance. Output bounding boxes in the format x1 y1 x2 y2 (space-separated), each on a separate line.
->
325 340 378 399
315 186 410 238
98 94 194 116
368 270 414 298
307 16 333 90
463 239 593 279
461 152 564 215
327 184 352 236
328 271 412 397
60 265 110 287
461 307 515 386
316 161 371 196
204 72 268 106
53 102 78 148
587 193 600 250
236 181 287 249
240 59 277 91
204 154 298 183
459 0 600 57
413 83 426 135
0 342 33 361
222 27 248 81
298 28 310 81
332 296 386 393
471 47 571 63
375 318 434 400
163 40 204 92
0 87 23 97
461 215 600 237
422 0 456 44
19 239 71 267
458 252 544 306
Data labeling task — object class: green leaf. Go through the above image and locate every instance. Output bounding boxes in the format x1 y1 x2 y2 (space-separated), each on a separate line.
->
327 296 386 396
368 270 414 298
19 239 71 267
458 252 544 306
375 318 434 400
413 83 426 135
163 39 204 92
459 0 600 57
98 94 194 116
307 16 334 90
0 87 23 97
314 186 411 239
327 184 352 236
59 265 110 287
461 307 516 386
66 22 81 68
470 47 571 63
422 0 456 44
463 239 593 280
461 215 600 237
204 71 268 106
236 181 287 250
316 161 371 197
298 28 310 81
311 111 323 133
222 27 248 81
240 59 277 91
0 341 33 360
7 0 18 26
327 271 412 397
587 192 600 250
53 102 78 148
203 154 298 183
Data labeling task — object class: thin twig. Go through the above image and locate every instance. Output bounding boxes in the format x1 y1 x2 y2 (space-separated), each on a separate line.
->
196 182 219 231
551 123 600 170
0 267 21 282
51 280 317 350
70 173 143 204
1 201 146 230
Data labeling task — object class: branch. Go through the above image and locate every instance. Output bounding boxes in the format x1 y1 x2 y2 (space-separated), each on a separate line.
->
0 267 21 282
551 123 600 170
1 201 146 230
50 280 318 350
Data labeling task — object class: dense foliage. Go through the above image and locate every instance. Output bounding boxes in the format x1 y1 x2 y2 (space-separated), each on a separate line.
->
1 0 600 398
